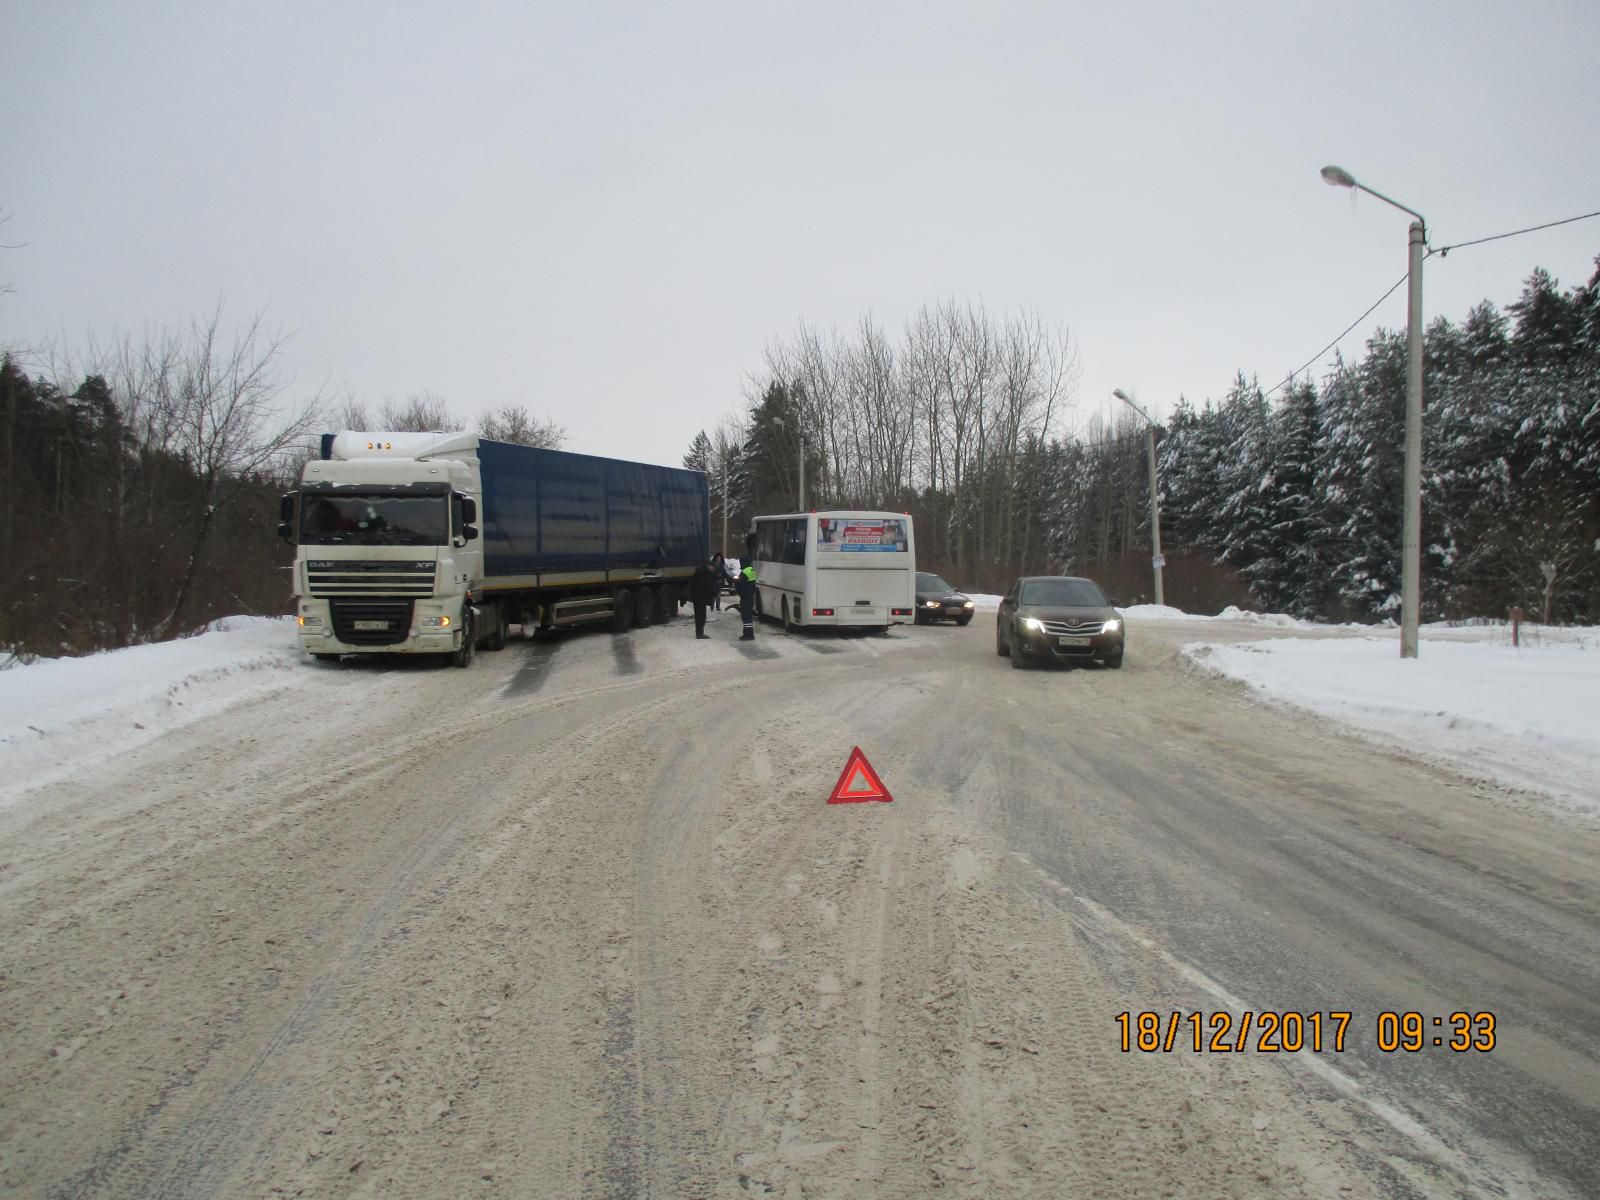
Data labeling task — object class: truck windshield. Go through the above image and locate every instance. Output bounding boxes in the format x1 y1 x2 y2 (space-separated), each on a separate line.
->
300 494 449 545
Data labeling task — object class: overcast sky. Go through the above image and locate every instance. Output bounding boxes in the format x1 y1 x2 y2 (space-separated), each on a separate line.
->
5 1 1598 466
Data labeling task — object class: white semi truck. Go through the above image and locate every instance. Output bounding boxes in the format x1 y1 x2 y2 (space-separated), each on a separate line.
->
278 431 710 665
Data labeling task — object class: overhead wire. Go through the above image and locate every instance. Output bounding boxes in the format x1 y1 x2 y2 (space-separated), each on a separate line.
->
1264 207 1600 400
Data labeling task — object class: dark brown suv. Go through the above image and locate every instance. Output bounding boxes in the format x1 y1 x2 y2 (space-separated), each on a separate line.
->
996 576 1124 669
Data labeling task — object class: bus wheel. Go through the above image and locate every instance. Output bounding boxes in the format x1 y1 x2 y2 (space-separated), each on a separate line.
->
783 598 794 631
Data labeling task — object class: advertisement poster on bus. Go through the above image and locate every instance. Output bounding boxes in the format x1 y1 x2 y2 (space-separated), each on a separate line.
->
816 517 908 553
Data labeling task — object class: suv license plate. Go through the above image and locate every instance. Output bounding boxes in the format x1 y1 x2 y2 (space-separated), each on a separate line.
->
353 620 389 631
1059 635 1091 646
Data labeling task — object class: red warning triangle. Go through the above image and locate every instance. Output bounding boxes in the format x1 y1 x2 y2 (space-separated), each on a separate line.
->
827 746 893 805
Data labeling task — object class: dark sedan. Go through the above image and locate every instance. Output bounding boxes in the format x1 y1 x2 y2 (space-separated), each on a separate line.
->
914 572 975 625
995 575 1124 668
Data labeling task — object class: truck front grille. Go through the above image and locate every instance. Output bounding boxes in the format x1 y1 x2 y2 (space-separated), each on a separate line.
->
330 599 416 646
307 559 435 598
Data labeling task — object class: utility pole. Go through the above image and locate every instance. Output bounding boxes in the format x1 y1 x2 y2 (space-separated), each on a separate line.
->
1321 165 1427 658
1113 389 1165 606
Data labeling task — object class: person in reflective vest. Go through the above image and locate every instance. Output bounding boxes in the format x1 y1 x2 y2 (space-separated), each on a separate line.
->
734 564 757 641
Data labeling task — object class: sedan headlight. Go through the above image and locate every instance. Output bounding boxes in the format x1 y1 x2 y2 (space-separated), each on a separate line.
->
922 600 941 608
962 600 974 609
1021 617 1046 633
1101 618 1122 634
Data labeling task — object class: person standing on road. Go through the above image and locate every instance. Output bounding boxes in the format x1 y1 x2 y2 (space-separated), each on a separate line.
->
734 564 757 641
710 552 730 611
689 559 719 639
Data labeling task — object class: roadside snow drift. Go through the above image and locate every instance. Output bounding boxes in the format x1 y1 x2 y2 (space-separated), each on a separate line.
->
1183 633 1600 813
0 617 302 808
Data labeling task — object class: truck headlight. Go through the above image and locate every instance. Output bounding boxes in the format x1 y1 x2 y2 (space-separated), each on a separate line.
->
420 615 453 629
297 615 322 628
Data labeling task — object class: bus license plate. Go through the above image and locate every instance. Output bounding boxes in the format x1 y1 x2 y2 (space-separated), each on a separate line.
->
1059 635 1091 646
353 620 389 630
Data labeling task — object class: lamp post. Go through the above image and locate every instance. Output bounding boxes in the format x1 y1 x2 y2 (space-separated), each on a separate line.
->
1321 164 1426 659
1113 388 1164 607
772 416 805 510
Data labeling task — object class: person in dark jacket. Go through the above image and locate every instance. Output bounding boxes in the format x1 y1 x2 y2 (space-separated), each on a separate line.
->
734 564 757 640
689 559 719 638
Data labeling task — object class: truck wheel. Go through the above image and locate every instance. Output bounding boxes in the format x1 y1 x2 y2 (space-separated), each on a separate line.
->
653 586 672 624
608 590 633 633
633 587 654 627
486 603 507 651
453 612 475 668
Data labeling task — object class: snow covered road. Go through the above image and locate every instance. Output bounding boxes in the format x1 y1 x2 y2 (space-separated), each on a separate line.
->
1 610 1597 1197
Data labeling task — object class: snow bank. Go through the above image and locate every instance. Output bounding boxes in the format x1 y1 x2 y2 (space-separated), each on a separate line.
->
1184 634 1600 813
0 617 303 808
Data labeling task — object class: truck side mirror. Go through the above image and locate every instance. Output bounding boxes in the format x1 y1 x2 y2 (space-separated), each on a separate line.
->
279 493 296 521
462 525 479 541
277 522 294 542
461 497 477 524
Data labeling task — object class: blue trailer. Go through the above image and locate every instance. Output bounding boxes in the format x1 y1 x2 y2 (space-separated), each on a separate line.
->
279 431 709 665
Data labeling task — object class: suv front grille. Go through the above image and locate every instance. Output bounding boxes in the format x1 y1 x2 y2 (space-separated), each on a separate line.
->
1039 617 1105 636
330 599 415 646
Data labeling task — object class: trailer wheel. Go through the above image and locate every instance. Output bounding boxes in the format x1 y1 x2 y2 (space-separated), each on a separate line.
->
633 587 655 627
608 589 633 633
453 611 476 668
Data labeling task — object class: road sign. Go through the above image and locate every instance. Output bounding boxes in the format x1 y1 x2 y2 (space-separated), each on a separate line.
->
827 746 893 804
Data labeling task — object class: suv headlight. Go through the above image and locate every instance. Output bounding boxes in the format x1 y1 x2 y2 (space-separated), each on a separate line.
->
1021 617 1046 633
1101 618 1122 634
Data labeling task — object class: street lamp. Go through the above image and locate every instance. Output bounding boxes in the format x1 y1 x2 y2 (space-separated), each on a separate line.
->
772 416 805 510
1113 388 1165 607
1321 164 1426 659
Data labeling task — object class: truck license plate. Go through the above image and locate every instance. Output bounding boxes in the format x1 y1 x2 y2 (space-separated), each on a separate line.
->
1059 635 1091 646
353 620 389 631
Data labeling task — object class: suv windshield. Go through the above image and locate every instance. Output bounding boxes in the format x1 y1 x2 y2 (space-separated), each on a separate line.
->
300 494 449 546
918 574 954 592
1020 578 1107 606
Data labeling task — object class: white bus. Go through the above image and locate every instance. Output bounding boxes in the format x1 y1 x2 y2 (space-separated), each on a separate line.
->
746 511 916 632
